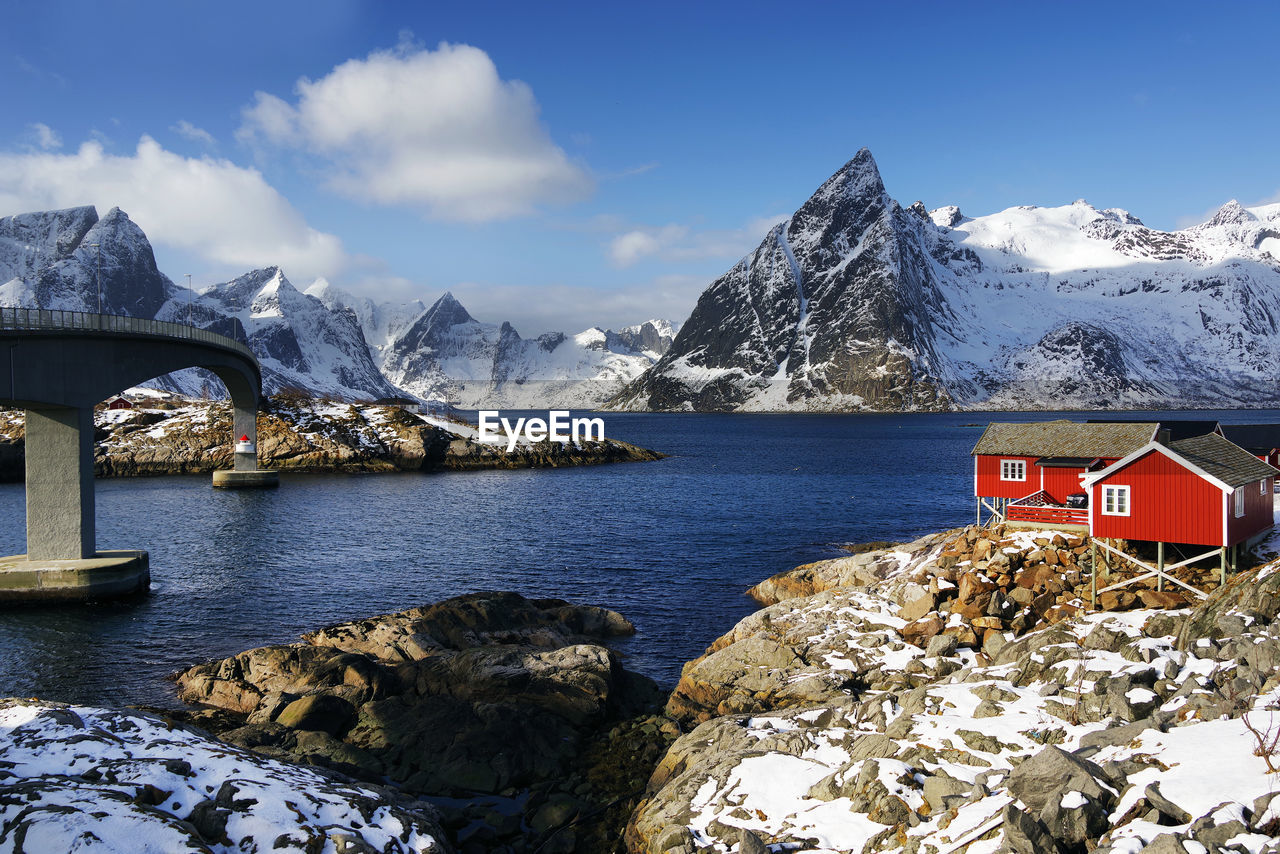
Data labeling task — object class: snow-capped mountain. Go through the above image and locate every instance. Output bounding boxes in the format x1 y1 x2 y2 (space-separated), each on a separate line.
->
0 205 678 408
158 267 403 400
611 148 1280 411
0 207 398 401
346 290 678 408
304 279 425 365
0 206 176 318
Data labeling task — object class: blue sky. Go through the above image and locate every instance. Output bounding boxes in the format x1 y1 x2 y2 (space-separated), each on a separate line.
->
2 1 1277 334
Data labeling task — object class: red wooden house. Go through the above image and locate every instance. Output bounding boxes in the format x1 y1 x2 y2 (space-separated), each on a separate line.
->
106 396 134 410
971 421 1160 528
1081 432 1277 550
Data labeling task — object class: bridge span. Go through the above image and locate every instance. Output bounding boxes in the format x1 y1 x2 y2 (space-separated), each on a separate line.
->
0 307 276 600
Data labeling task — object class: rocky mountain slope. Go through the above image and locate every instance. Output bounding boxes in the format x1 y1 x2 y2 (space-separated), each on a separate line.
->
611 149 1280 412
0 205 176 318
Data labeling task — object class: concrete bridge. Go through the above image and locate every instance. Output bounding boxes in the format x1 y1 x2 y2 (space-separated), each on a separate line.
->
0 307 275 600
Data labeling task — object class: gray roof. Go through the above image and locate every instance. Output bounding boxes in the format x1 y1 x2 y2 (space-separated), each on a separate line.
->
971 420 1157 458
1088 418 1220 442
1167 433 1280 488
1220 424 1280 453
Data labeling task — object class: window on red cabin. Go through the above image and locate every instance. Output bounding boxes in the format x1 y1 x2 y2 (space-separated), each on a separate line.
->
1235 487 1246 518
1000 459 1026 481
1102 485 1129 516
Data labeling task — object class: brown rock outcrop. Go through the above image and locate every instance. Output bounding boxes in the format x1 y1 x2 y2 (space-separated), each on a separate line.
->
172 592 670 853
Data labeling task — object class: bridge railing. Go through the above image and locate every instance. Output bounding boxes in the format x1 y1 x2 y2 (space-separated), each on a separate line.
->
0 307 256 363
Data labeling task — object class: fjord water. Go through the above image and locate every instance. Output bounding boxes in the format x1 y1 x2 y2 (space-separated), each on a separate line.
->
0 410 1272 708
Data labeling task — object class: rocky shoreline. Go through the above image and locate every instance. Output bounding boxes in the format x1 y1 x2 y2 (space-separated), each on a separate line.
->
5 527 1280 853
0 395 662 482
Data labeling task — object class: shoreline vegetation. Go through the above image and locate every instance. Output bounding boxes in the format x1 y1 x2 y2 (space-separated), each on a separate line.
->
0 393 663 482
4 525 1280 852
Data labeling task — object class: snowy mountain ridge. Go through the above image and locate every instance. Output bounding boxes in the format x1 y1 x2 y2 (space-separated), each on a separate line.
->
0 205 678 407
612 149 1280 411
316 284 681 409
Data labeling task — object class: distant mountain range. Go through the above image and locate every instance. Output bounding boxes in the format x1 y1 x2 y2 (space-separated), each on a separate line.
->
0 206 676 407
610 149 1280 411
7 150 1280 415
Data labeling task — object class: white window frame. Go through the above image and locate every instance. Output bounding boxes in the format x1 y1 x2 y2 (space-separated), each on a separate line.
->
1262 479 1269 495
1235 486 1246 518
1000 459 1026 482
1101 484 1130 516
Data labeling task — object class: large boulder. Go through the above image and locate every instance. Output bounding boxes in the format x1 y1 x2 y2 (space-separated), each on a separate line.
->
176 592 654 796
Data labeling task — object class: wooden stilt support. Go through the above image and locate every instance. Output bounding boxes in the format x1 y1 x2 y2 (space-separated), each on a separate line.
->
1092 539 1216 601
1232 544 1238 574
1157 542 1164 592
1090 541 1097 609
1220 546 1227 587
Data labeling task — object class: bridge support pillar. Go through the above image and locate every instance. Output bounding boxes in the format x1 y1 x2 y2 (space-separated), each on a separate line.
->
233 402 258 471
25 406 95 561
213 398 278 488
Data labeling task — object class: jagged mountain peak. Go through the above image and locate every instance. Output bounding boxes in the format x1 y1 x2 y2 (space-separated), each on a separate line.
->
425 290 476 327
1202 199 1258 229
613 147 1280 412
929 205 964 228
0 204 174 317
205 266 288 311
794 148 888 228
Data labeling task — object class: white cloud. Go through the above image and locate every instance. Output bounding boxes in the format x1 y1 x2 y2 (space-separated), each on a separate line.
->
609 225 687 266
607 214 788 267
0 136 346 282
238 40 593 222
171 120 216 147
27 123 61 150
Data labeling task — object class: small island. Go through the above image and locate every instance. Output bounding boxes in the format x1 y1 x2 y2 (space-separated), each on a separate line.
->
0 393 662 482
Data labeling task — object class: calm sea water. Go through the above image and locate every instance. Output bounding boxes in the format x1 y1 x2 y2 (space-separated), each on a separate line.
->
1 409 1274 708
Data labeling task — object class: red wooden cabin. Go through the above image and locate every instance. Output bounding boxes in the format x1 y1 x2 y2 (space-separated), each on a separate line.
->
106 396 134 410
1082 433 1277 549
972 421 1159 528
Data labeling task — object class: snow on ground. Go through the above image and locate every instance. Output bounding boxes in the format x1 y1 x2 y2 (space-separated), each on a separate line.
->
0 700 445 853
659 555 1280 854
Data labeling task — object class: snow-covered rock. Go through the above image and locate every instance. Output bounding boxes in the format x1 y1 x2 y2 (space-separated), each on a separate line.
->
0 206 401 401
612 149 1280 411
0 699 448 853
627 551 1280 854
